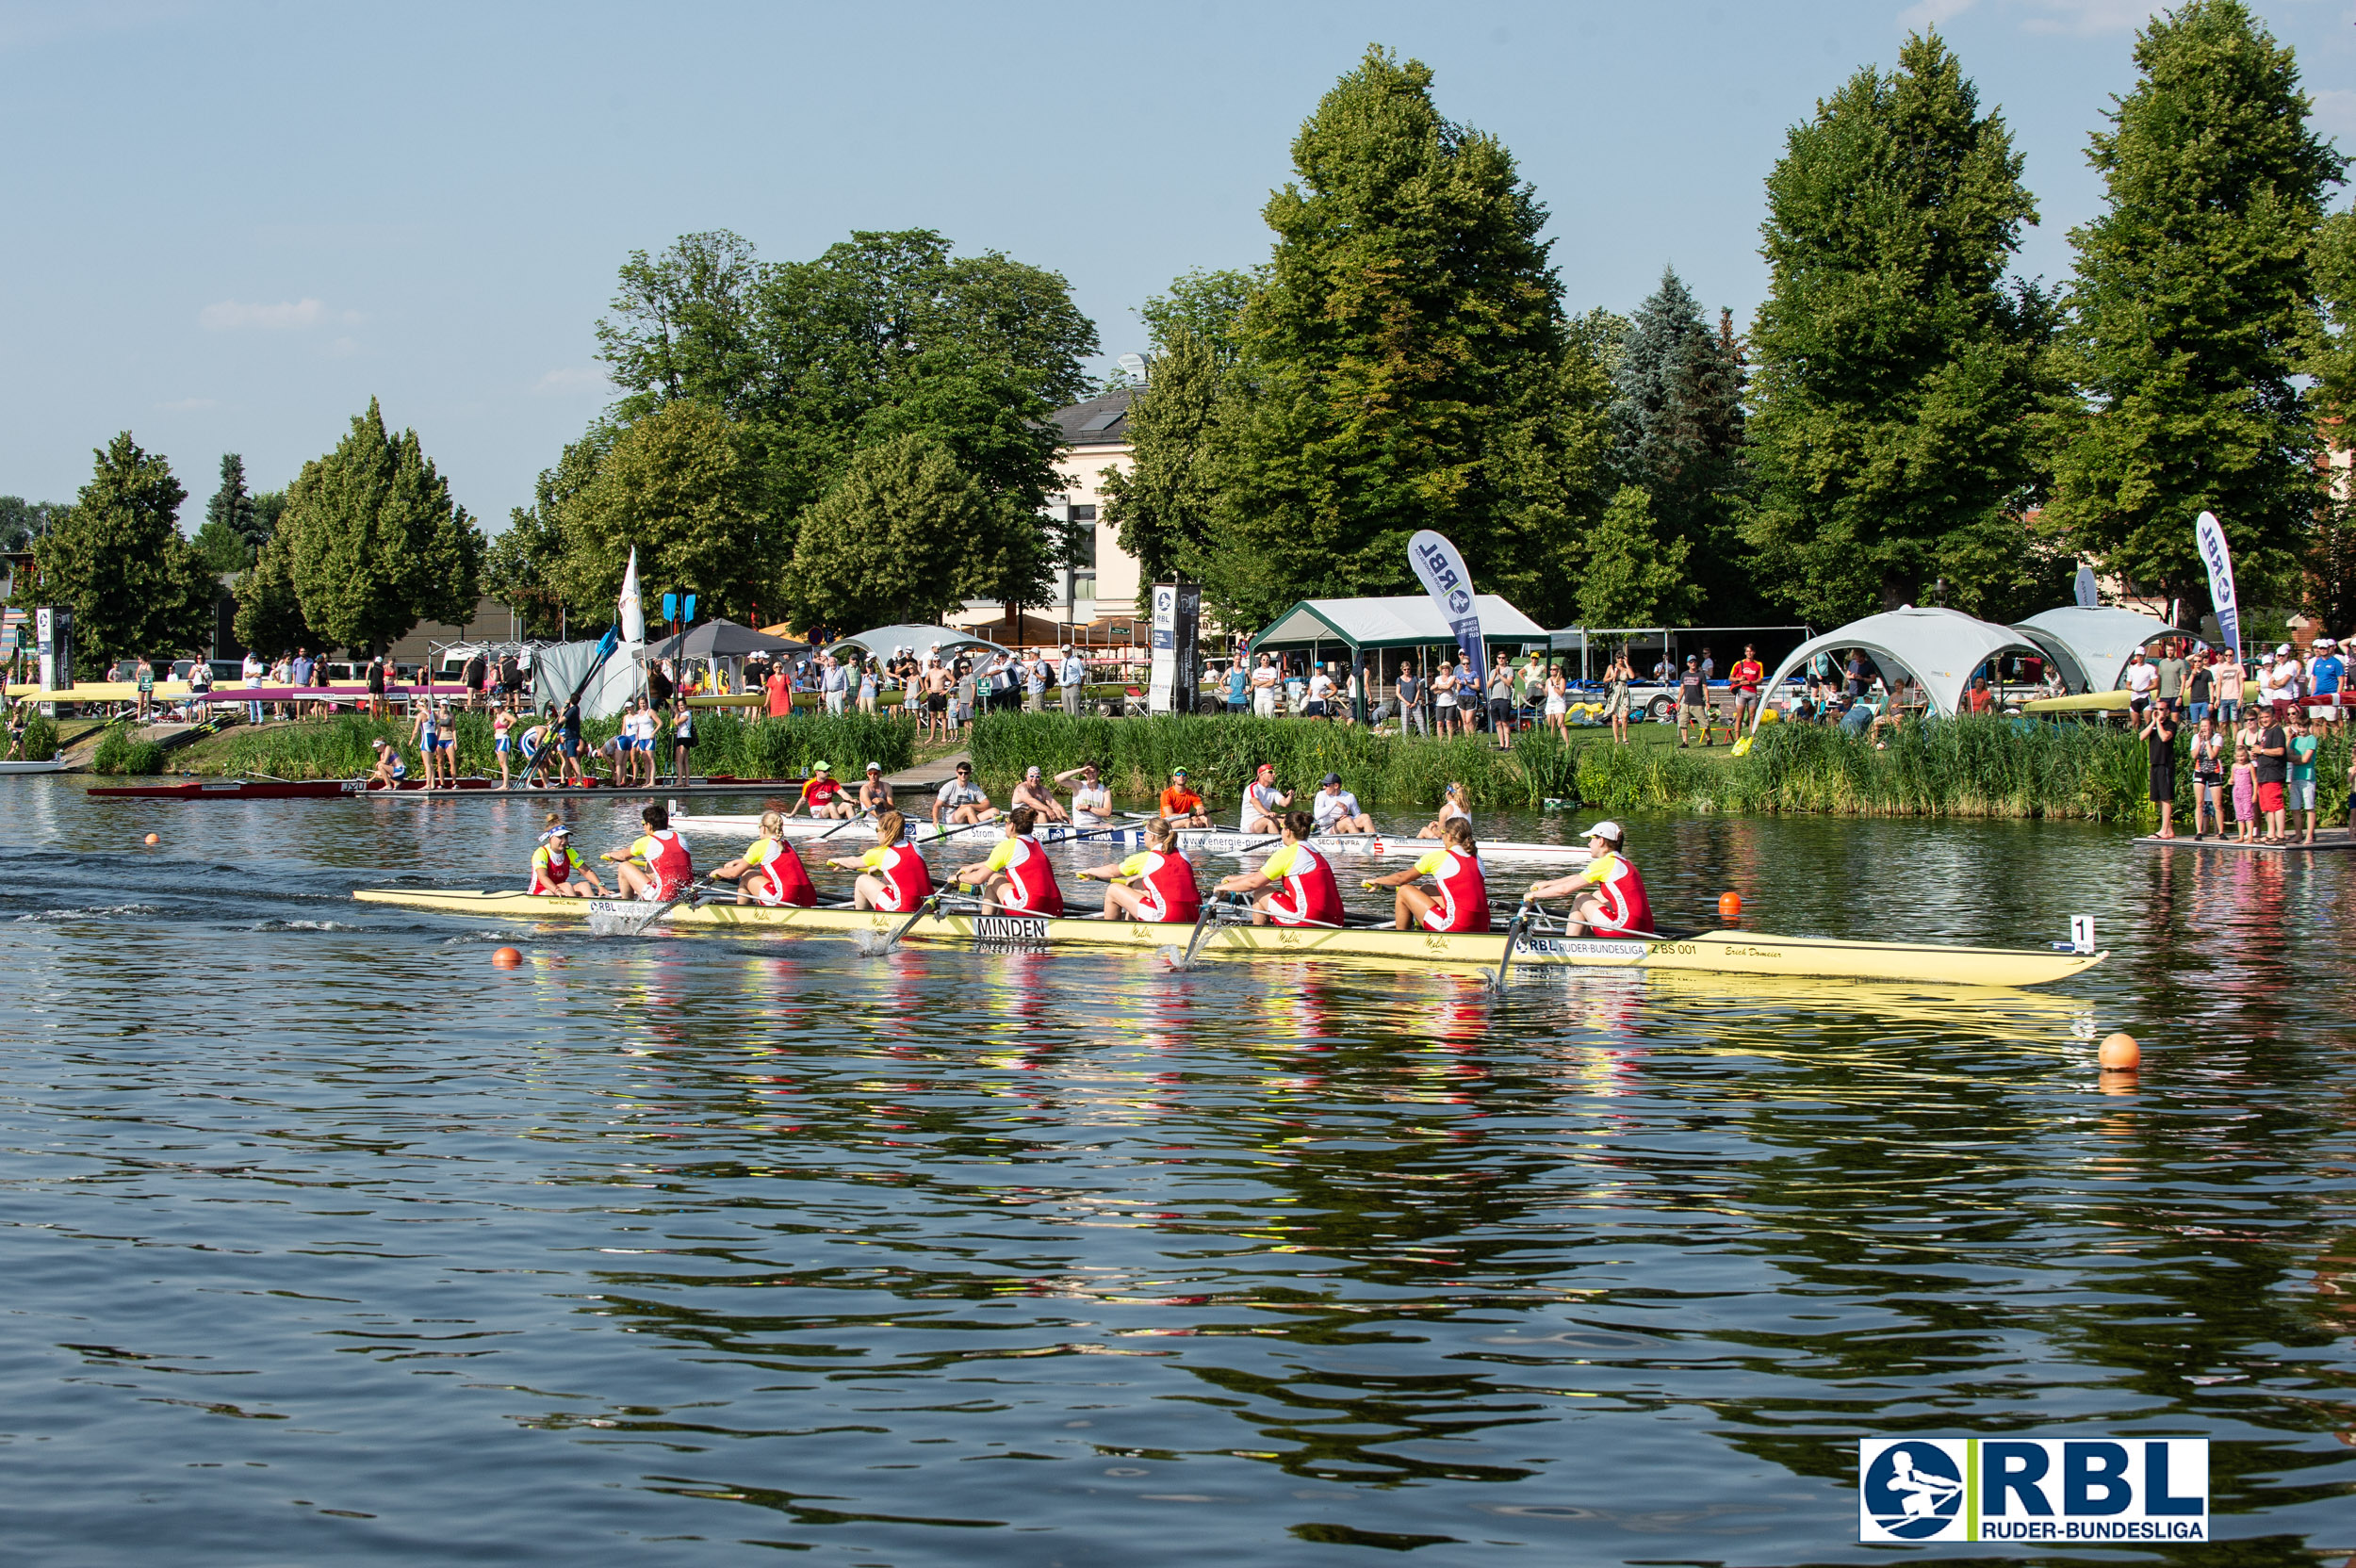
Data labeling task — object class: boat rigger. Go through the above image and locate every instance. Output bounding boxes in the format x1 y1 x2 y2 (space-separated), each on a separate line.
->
349 887 2105 988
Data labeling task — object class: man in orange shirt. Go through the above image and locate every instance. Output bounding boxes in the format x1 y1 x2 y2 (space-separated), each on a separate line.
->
1156 767 1211 827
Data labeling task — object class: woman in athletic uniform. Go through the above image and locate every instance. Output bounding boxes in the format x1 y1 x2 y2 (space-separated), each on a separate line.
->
950 807 1064 916
712 810 817 906
605 803 695 903
368 737 407 788
409 700 440 790
1214 811 1344 928
829 809 932 912
1365 816 1489 932
529 821 606 897
671 700 695 781
1523 821 1653 937
1075 817 1201 923
1057 762 1111 828
1417 781 1472 839
493 707 515 790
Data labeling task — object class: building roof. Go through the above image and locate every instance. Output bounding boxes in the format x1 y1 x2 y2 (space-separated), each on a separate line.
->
2011 607 2188 694
1252 595 1548 652
1049 388 1133 449
1757 607 2045 720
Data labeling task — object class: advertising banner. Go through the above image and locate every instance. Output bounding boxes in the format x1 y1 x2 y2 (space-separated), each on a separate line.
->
2195 511 2238 656
1147 582 1201 715
1408 531 1484 678
1859 1438 2206 1544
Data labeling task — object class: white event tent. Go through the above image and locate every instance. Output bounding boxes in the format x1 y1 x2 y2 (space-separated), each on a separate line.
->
2010 607 2188 694
1752 607 2047 725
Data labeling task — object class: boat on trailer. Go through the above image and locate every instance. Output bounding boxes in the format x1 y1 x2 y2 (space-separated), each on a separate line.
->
350 888 2104 988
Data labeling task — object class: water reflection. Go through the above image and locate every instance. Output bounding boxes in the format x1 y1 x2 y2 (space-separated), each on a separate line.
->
0 780 2348 1563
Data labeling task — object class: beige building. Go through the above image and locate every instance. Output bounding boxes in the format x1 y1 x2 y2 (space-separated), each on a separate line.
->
951 387 1147 638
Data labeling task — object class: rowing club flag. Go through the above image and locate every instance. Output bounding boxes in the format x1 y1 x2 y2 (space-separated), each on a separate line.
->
1408 531 1485 678
618 546 646 645
2195 510 2239 655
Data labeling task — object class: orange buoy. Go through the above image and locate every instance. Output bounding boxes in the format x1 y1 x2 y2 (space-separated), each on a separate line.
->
143 833 159 846
1717 890 1742 921
2098 1032 2140 1070
491 946 523 969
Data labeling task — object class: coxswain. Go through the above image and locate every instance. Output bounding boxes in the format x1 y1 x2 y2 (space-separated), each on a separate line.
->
856 760 893 815
712 809 818 907
1057 761 1111 827
789 760 856 819
950 806 1064 916
1523 820 1653 937
1215 810 1344 928
368 737 407 788
1238 762 1292 834
829 809 933 912
1010 765 1068 823
605 802 695 903
1364 816 1488 931
529 821 606 897
1157 768 1211 828
1416 781 1472 839
1311 772 1375 835
1075 817 1201 923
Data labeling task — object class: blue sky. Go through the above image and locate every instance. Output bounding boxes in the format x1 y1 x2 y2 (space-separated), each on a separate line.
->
2 0 2348 530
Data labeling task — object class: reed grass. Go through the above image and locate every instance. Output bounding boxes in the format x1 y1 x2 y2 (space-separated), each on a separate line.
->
211 710 915 781
967 711 2350 824
90 723 165 776
17 712 58 762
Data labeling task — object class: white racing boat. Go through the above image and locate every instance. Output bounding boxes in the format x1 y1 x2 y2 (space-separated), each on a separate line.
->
664 806 1594 864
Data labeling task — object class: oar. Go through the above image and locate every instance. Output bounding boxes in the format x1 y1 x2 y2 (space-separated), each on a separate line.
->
869 892 949 955
814 812 872 841
1488 906 1530 992
1173 897 1248 970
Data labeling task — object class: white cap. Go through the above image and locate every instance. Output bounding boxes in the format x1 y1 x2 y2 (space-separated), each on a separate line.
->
865 760 882 772
2279 644 2293 655
1579 820 1625 844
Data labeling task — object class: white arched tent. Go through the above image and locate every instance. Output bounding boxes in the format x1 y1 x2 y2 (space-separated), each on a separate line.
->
2010 607 2186 694
1751 608 2047 727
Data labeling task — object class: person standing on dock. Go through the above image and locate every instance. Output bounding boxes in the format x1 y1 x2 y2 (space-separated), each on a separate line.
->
2189 714 2226 839
2254 708 2290 842
2287 711 2320 844
2140 700 2179 840
2124 649 2156 723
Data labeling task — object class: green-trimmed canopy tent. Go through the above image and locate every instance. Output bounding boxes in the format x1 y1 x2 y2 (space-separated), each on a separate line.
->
1251 595 1549 722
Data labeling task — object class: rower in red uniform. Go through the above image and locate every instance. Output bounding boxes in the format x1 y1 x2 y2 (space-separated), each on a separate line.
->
1523 820 1653 937
951 806 1064 916
1364 816 1489 931
712 809 817 907
787 760 856 820
528 820 608 897
1216 810 1344 927
607 802 695 902
829 810 934 913
1075 817 1201 923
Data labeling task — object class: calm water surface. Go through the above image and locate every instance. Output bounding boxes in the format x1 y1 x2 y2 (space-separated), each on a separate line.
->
2 778 2351 1565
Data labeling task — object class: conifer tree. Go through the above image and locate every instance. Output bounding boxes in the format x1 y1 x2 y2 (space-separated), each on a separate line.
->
232 530 315 654
1745 33 2056 623
1611 270 1754 621
36 433 215 659
2047 0 2344 606
276 399 483 654
193 453 257 572
1199 46 1607 629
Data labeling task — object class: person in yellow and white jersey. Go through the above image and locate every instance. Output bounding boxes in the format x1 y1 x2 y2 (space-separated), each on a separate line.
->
829 810 933 912
712 810 818 906
1363 817 1489 931
1075 818 1201 923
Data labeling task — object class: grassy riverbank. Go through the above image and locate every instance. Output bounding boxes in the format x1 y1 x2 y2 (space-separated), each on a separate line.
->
969 711 2352 823
174 710 915 781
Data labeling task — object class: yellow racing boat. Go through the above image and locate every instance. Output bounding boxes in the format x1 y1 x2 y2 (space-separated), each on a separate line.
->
352 888 2104 988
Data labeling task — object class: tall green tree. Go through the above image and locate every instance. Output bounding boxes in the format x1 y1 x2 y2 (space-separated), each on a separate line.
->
1744 32 2057 623
276 399 483 654
556 400 768 623
1576 486 1699 628
0 498 68 552
1102 325 1227 607
1611 270 1756 622
2308 204 2356 630
487 426 614 639
782 433 989 629
1198 46 1608 629
35 433 216 659
193 453 257 572
1137 267 1261 368
232 529 315 654
2046 0 2345 607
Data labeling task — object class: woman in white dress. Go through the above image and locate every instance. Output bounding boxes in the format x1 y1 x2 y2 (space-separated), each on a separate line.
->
1544 665 1569 737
